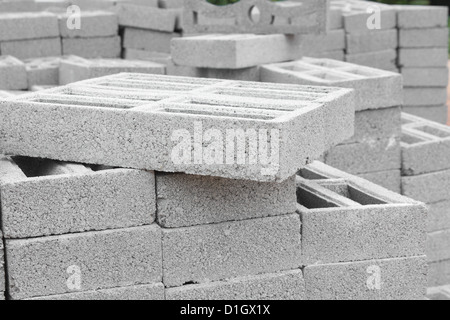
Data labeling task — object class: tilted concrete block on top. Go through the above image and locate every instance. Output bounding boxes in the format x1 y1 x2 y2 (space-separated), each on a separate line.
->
0 56 28 90
261 57 403 110
0 73 355 182
183 0 328 35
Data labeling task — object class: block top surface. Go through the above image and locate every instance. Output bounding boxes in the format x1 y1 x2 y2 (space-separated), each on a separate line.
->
401 113 450 148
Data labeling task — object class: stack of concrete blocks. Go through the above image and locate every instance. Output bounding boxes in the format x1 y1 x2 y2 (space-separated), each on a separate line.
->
330 0 398 72
395 5 449 124
297 161 427 300
401 113 450 290
25 56 61 89
0 55 28 91
0 12 61 60
260 57 403 192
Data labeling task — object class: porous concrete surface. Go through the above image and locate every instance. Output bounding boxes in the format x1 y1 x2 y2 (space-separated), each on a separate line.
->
57 10 118 38
166 270 305 300
0 56 27 90
399 28 449 48
403 105 448 125
395 5 448 29
62 36 121 58
298 29 346 56
345 49 397 71
401 67 449 87
428 201 450 233
162 214 301 287
6 225 162 300
428 259 450 287
358 170 401 194
0 12 59 41
398 48 449 68
123 28 180 54
346 29 397 54
25 56 60 88
427 229 450 263
0 37 62 60
402 169 450 204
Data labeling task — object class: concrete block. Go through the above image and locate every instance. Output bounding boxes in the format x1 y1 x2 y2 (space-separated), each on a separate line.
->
401 67 448 87
0 12 59 41
428 259 450 287
171 34 301 69
399 28 449 48
428 201 450 233
25 57 60 88
0 73 355 182
0 0 40 12
59 56 165 85
346 29 397 54
0 56 28 90
403 104 448 125
304 256 427 300
342 3 397 34
162 214 301 287
427 229 450 263
403 88 447 107
260 57 402 111
156 173 296 228
402 169 450 204
329 7 344 30
0 233 4 296
345 49 397 71
0 155 156 238
117 3 181 32
166 270 305 300
123 49 172 65
297 170 426 264
308 50 345 61
358 170 401 194
62 36 121 58
324 138 401 175
196 66 261 82
398 48 449 68
396 5 448 29
31 85 58 92
298 29 346 55
158 0 183 9
57 10 118 38
123 28 180 54
183 0 328 35
427 285 450 300
401 113 450 176
6 225 162 300
0 37 62 60
27 283 164 300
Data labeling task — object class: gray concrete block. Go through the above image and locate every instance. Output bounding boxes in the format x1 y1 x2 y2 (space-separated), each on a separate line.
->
62 36 121 58
166 270 305 300
260 57 402 111
57 10 118 38
403 88 447 107
304 256 427 300
117 3 181 32
158 0 183 9
329 7 344 30
398 48 449 68
156 173 296 228
171 34 301 69
401 113 450 176
402 169 450 204
399 28 449 48
298 29 346 55
0 37 62 60
6 225 162 300
346 29 397 54
358 170 401 194
166 62 261 81
123 49 172 65
27 283 165 300
0 11 59 41
324 138 401 175
307 50 345 61
25 57 60 88
0 56 27 90
123 27 180 53
428 201 450 233
342 3 397 34
162 214 301 287
0 155 156 238
396 5 448 29
59 56 165 85
345 49 397 71
30 85 58 92
428 259 450 287
402 104 448 125
0 73 355 182
427 285 450 300
401 67 449 87
183 0 328 35
427 229 450 263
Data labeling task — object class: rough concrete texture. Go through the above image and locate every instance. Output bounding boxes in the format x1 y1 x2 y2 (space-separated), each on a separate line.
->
27 283 165 300
298 29 346 56
171 34 302 69
123 27 180 54
183 0 328 35
403 88 448 107
324 137 401 175
427 229 450 263
123 49 172 65
0 155 156 238
117 3 181 32
428 259 450 287
162 214 301 287
358 170 401 194
62 36 121 58
297 177 426 264
59 56 165 85
0 73 355 182
0 56 28 90
401 68 449 88
428 201 450 233
304 256 427 300
309 50 345 61
6 225 162 300
401 113 450 176
395 5 448 29
0 11 59 41
399 28 449 48
167 62 261 81
156 173 296 228
427 285 450 300
345 50 397 71
402 169 450 204
346 29 397 54
166 270 305 300
260 57 402 111
25 56 60 88
398 48 449 68
57 10 118 38
0 37 62 60
403 104 448 125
